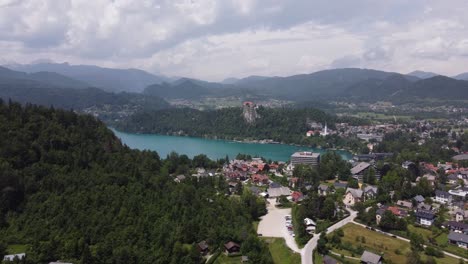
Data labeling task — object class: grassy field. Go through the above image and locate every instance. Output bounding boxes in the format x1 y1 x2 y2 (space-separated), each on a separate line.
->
262 238 301 264
434 232 468 258
6 244 28 254
332 223 461 264
354 112 414 122
213 254 242 264
408 224 434 241
214 238 300 264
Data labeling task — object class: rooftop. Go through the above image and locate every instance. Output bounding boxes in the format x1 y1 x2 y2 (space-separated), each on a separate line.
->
448 232 468 243
361 250 382 264
351 162 371 175
453 154 468 161
291 152 320 158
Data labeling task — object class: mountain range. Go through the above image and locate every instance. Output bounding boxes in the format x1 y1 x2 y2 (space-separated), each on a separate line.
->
144 68 468 102
2 62 468 105
6 62 169 93
0 66 169 110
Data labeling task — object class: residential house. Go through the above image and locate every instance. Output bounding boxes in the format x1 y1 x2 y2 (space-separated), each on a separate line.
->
251 174 269 185
442 221 468 234
417 203 432 211
289 177 300 188
351 162 371 181
434 190 453 204
343 188 363 207
413 195 425 204
363 185 378 200
197 241 209 255
3 253 26 262
318 184 330 196
447 174 460 185
291 191 304 202
376 206 408 225
333 182 347 189
416 174 436 187
448 232 468 249
402 161 414 169
267 186 291 198
415 209 436 226
360 250 383 264
396 200 413 209
174 175 186 183
224 241 240 254
304 218 316 234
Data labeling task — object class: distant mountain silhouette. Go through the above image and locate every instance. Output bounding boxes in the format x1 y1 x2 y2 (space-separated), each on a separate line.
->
6 62 169 93
407 70 439 79
453 72 468 81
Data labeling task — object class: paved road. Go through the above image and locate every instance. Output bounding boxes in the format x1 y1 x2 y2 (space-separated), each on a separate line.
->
352 221 468 262
301 209 358 264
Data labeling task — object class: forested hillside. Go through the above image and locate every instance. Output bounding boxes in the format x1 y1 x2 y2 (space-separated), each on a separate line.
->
114 107 368 151
0 101 270 263
0 67 171 111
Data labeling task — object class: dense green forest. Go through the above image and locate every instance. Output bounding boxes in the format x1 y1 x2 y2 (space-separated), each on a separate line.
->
374 131 461 163
114 106 368 151
0 100 270 263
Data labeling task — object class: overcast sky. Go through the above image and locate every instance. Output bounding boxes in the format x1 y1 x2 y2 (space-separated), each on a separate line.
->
1 0 468 81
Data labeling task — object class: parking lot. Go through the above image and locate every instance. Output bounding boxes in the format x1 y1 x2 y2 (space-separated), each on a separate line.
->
257 198 301 253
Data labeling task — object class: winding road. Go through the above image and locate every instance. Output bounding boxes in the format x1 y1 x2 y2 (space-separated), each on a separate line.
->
259 203 467 264
301 209 358 264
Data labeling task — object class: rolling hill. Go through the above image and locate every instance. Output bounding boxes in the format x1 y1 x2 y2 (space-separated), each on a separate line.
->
5 62 169 93
0 66 170 111
407 70 440 79
453 72 468 81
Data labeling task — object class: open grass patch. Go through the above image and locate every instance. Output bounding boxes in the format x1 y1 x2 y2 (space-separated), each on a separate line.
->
262 237 301 264
7 244 28 254
332 223 462 264
213 254 242 264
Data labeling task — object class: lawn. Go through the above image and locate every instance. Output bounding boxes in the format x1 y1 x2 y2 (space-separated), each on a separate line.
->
332 223 461 264
7 244 28 254
434 232 468 258
213 254 242 264
262 237 301 264
214 238 300 264
408 224 434 241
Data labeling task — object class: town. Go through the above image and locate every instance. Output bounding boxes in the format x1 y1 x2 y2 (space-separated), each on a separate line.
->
181 120 468 264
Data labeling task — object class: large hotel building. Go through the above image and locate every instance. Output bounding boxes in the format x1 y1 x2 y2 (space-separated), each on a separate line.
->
290 152 320 167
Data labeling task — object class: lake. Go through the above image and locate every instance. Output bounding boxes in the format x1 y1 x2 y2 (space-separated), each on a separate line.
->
111 128 352 162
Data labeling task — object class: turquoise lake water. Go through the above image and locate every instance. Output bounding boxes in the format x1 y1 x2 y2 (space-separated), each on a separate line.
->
111 129 352 162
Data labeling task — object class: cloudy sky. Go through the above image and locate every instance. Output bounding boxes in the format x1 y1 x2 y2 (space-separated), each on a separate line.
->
1 0 468 81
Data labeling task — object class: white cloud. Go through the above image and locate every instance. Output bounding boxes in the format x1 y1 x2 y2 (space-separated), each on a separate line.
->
0 0 467 80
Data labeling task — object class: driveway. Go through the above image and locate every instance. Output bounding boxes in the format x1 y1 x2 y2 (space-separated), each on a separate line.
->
257 198 301 253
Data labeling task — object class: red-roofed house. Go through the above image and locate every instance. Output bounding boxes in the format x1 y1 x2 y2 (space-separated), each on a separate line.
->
251 174 269 185
291 191 304 202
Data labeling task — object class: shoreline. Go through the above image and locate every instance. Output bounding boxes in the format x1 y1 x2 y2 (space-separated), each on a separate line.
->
109 127 356 160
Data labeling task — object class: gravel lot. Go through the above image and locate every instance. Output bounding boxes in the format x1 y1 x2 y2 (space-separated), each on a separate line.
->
257 198 301 253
